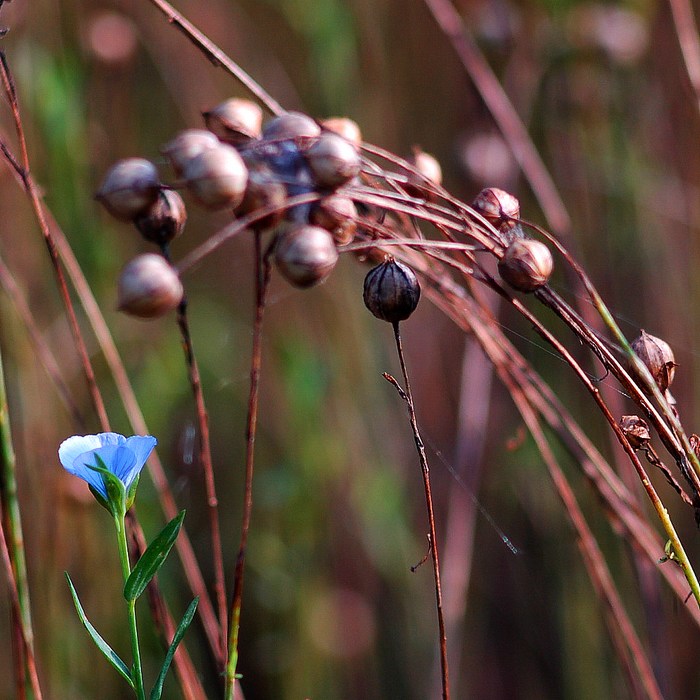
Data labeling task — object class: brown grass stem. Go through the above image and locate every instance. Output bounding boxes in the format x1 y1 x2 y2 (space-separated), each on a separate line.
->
420 0 571 236
226 231 271 699
385 322 450 700
162 242 228 661
145 0 284 116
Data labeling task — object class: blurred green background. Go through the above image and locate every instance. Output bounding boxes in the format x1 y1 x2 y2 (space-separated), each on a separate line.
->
2 0 700 698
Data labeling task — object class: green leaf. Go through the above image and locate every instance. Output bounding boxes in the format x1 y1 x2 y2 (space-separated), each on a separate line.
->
64 572 134 689
124 510 186 602
149 597 199 700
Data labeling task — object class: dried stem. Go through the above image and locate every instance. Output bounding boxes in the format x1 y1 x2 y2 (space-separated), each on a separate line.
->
226 232 271 698
385 321 450 700
162 243 227 661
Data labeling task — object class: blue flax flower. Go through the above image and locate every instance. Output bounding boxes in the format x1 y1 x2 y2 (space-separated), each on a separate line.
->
59 432 157 501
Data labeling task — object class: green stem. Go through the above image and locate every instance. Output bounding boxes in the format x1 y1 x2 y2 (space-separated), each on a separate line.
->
115 513 146 700
0 343 37 689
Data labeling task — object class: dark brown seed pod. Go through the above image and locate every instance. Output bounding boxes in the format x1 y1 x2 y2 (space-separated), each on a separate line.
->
630 330 676 393
96 158 161 221
237 154 287 230
134 189 187 245
321 117 362 146
274 224 339 288
182 143 248 210
620 415 651 450
161 129 220 178
498 239 553 292
309 194 357 245
363 258 421 323
203 97 263 145
262 111 321 142
117 253 183 318
304 132 361 190
472 187 520 234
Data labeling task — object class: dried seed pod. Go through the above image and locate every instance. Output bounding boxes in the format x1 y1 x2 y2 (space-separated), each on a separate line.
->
407 147 442 190
203 97 263 145
117 253 183 318
182 143 248 210
305 132 361 189
262 111 321 142
472 187 520 237
134 189 187 245
363 258 421 323
237 154 287 229
96 158 160 221
620 415 651 450
161 129 220 178
274 224 338 288
321 117 362 146
631 330 676 393
310 194 357 245
498 239 553 292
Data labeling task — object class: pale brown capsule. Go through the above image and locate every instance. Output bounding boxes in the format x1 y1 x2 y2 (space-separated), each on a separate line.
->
630 330 676 393
134 189 187 245
498 239 553 292
237 154 287 230
321 117 362 146
620 415 651 450
262 111 321 142
117 253 183 318
161 129 220 178
310 195 357 246
96 158 160 221
182 143 248 210
472 187 520 234
274 224 338 288
305 132 361 189
408 147 442 187
203 98 263 145
363 258 420 323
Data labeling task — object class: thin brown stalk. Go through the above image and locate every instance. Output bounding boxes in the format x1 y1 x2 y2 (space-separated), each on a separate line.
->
226 232 271 699
0 514 42 700
145 0 284 115
385 322 450 700
163 243 227 661
420 0 571 235
668 0 700 114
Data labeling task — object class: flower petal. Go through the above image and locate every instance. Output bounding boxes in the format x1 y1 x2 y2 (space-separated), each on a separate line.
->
124 435 157 471
58 433 127 472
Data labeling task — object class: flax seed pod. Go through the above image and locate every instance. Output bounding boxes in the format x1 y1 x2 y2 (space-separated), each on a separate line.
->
96 158 160 221
274 224 338 288
630 330 676 393
305 132 361 190
182 143 248 210
161 129 220 178
498 239 553 292
363 258 421 323
134 189 187 246
203 97 263 145
117 253 183 318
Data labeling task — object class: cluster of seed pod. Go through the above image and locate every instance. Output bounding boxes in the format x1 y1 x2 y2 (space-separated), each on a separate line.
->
97 99 376 317
97 94 557 322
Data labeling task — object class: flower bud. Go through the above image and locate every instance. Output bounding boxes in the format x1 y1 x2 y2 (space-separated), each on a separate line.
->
182 143 248 209
310 194 357 245
117 253 183 318
321 117 362 146
161 129 220 178
305 132 361 189
262 111 321 142
630 330 676 393
134 189 187 245
96 158 160 221
363 258 420 323
498 239 553 292
203 97 263 145
472 187 520 237
620 415 651 450
274 224 338 288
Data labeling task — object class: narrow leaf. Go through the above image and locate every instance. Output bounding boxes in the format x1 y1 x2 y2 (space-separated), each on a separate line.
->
149 597 199 700
65 572 134 688
124 510 186 602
